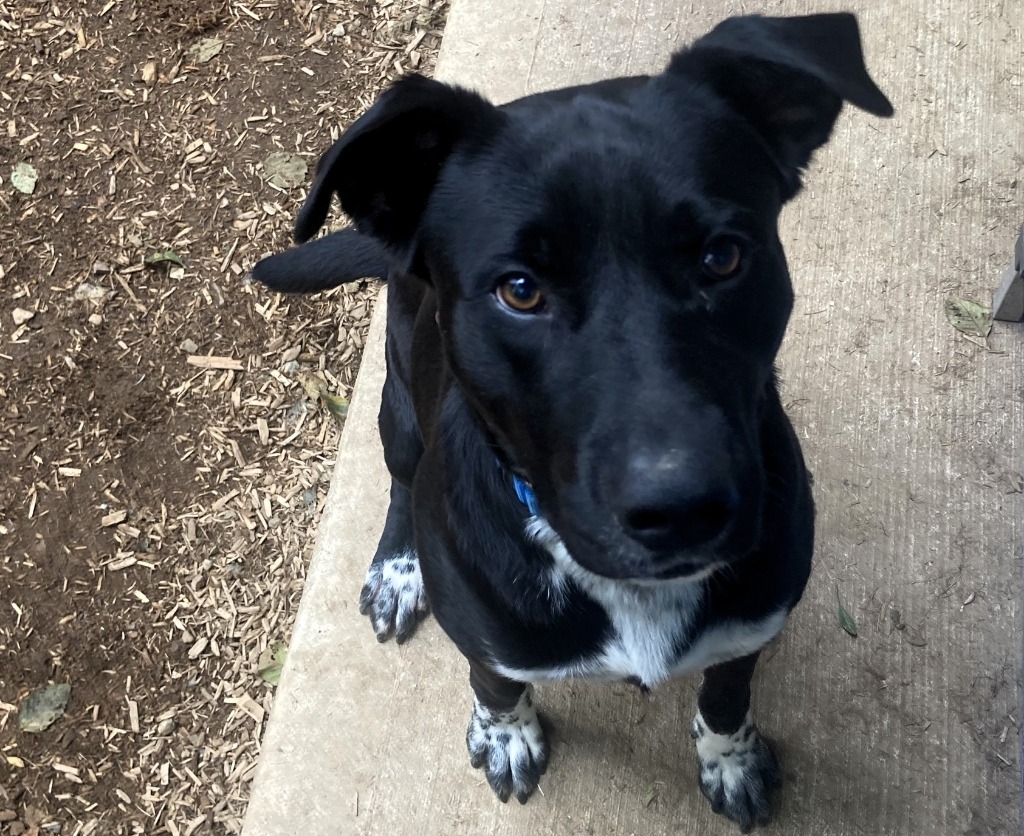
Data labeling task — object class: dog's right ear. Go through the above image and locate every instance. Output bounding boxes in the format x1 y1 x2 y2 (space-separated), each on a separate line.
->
295 75 503 250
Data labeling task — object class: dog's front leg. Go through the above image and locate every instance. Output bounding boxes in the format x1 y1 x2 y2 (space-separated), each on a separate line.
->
691 652 780 833
465 659 549 804
359 480 429 643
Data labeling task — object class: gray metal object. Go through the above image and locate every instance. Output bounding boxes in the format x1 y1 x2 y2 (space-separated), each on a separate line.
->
993 224 1024 322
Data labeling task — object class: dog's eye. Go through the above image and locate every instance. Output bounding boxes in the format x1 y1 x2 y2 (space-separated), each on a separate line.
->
496 275 545 314
701 238 744 280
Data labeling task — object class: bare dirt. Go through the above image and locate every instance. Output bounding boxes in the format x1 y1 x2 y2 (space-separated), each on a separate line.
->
0 1 445 833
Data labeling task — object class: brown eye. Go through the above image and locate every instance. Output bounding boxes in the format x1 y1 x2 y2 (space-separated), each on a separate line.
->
496 274 545 313
701 237 744 279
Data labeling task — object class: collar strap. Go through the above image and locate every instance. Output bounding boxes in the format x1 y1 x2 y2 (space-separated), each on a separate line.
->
494 455 540 516
512 473 540 516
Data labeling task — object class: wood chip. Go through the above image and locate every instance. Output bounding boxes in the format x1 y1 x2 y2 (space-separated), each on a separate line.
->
225 693 265 724
52 762 80 775
186 355 244 371
101 510 128 527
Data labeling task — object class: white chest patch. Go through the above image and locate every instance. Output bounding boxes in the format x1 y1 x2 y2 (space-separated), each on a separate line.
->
491 518 787 688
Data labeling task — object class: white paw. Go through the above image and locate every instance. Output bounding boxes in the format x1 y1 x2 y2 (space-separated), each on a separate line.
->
358 551 429 643
692 710 779 833
466 687 549 804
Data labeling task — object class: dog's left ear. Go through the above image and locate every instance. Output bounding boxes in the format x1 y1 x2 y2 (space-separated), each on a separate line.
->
294 75 503 253
669 13 893 197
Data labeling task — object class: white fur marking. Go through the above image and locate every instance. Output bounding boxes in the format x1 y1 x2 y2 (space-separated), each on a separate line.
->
693 708 775 823
491 518 786 687
362 550 428 639
466 687 548 800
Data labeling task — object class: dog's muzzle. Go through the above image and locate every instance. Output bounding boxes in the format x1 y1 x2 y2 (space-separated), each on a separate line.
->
613 446 745 557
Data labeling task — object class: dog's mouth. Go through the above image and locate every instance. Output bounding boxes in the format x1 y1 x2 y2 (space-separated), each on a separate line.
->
527 509 753 584
645 559 724 583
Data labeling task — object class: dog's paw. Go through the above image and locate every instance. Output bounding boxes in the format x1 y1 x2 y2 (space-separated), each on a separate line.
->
466 687 549 804
691 710 779 833
358 551 429 643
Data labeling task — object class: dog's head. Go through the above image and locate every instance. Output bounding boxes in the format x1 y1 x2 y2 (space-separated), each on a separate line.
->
291 13 891 581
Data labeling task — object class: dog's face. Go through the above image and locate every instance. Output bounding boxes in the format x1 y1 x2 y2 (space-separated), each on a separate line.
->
293 14 892 581
424 87 791 580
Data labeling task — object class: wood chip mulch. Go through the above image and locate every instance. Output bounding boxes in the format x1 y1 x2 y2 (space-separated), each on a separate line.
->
0 1 447 833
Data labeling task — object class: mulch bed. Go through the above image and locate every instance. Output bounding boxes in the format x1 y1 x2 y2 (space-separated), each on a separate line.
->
0 1 446 833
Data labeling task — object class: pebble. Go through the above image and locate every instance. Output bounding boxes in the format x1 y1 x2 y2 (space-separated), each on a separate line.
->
12 307 34 325
0 810 17 822
88 313 103 326
180 338 199 353
157 717 176 736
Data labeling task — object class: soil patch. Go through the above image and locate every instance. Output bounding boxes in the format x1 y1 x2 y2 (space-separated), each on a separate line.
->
0 1 446 833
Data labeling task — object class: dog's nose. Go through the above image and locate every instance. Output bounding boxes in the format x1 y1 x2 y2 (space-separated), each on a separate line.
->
617 450 738 553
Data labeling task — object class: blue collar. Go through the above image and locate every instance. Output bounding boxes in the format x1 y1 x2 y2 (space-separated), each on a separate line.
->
511 473 540 516
496 456 540 516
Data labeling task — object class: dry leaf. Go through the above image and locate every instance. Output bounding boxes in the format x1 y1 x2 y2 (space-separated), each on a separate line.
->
945 298 992 338
73 282 114 306
188 37 224 64
257 643 287 685
11 162 37 194
263 151 308 189
19 683 71 733
297 371 328 401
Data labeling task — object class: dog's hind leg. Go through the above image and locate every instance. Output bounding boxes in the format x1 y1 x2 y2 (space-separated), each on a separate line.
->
465 660 549 804
690 652 780 833
359 480 428 643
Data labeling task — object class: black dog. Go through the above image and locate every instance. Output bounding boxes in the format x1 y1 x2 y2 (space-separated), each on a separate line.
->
253 13 892 832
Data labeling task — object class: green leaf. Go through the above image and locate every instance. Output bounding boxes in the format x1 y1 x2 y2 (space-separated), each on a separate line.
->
945 298 992 338
187 37 223 64
322 392 349 422
257 643 287 685
838 604 858 637
836 588 858 638
263 151 308 190
11 162 38 195
19 683 71 733
145 250 185 268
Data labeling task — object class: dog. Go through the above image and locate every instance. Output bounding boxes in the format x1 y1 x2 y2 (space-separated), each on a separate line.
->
252 13 892 832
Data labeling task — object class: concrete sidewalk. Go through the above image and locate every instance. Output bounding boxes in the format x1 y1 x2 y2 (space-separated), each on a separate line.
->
242 1 1023 833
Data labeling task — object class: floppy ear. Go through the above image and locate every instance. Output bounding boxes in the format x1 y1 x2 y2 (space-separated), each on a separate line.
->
294 74 503 250
669 13 893 197
250 228 393 293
